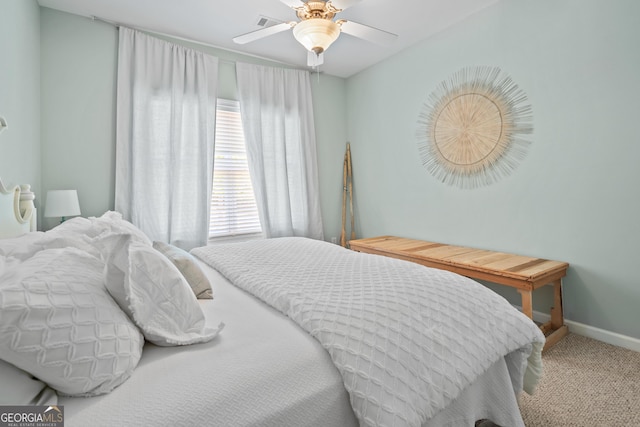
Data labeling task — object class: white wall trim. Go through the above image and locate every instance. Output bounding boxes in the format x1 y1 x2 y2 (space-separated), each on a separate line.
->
526 308 640 353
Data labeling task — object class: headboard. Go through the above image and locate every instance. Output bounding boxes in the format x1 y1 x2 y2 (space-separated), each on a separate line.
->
0 178 37 239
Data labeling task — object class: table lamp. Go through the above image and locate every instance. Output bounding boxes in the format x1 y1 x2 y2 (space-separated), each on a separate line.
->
45 190 81 223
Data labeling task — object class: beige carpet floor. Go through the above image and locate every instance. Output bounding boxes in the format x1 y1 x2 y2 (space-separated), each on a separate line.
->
518 333 640 426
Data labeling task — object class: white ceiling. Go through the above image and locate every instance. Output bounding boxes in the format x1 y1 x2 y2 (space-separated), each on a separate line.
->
37 0 499 78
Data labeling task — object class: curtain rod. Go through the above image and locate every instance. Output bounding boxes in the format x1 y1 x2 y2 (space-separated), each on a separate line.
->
88 14 310 70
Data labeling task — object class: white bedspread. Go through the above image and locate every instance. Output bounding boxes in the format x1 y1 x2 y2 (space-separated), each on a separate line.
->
60 266 358 427
193 237 545 427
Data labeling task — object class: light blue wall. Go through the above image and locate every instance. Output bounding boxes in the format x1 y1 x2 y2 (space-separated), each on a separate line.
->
40 8 118 230
346 0 640 338
0 0 41 208
39 8 348 234
312 76 348 242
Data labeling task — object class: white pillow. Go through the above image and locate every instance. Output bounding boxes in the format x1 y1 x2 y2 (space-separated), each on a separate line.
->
0 231 44 251
0 216 99 262
26 233 100 260
0 359 58 405
0 254 21 273
44 213 147 247
0 232 46 259
97 234 223 346
47 216 93 237
0 248 144 397
88 211 152 246
0 232 100 262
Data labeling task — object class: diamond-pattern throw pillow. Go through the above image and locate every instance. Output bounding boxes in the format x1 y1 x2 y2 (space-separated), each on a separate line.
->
0 248 144 396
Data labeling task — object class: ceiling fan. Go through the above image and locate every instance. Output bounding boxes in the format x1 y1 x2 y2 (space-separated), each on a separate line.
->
233 0 397 66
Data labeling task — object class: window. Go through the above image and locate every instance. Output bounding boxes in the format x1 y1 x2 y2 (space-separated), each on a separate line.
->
209 99 262 239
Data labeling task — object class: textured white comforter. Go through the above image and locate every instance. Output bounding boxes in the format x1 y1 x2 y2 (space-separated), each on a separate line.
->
61 266 358 427
193 237 545 427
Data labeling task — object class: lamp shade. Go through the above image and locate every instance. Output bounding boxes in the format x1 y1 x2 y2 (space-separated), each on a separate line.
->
293 18 341 55
45 190 81 218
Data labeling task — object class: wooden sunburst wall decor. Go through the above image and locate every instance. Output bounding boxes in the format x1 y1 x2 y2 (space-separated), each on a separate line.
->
416 66 533 188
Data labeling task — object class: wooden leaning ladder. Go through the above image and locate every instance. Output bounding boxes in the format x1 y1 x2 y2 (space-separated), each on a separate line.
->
340 143 355 247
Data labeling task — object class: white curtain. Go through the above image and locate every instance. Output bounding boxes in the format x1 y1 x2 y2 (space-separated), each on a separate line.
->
235 62 324 240
115 27 218 250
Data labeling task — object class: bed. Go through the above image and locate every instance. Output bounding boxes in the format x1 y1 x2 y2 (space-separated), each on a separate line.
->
0 183 545 427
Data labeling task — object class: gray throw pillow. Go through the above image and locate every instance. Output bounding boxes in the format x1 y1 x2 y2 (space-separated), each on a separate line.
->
152 241 213 299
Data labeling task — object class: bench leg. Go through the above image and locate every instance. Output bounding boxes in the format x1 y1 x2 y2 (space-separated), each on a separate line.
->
517 289 533 319
543 279 569 351
550 279 564 329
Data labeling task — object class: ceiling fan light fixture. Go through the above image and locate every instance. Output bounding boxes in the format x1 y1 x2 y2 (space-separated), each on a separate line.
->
293 18 341 55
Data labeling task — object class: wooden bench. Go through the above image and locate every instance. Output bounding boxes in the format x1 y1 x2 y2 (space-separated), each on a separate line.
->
349 236 569 351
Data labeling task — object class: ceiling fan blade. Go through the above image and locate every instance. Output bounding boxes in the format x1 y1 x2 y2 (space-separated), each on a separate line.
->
330 0 363 10
307 51 324 67
233 22 293 44
339 20 397 45
280 0 302 8
280 0 360 10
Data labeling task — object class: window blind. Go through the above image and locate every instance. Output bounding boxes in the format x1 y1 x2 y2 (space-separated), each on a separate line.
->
209 99 262 238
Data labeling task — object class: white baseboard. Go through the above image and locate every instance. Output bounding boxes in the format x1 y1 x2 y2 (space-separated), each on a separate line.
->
527 309 640 353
